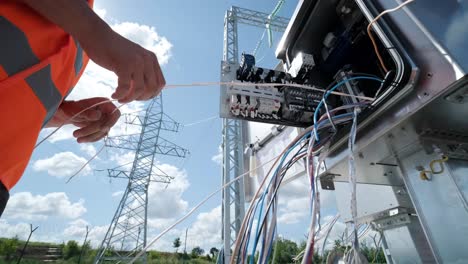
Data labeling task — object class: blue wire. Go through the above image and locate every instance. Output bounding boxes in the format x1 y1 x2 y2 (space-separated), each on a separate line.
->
260 223 277 263
313 76 383 141
249 194 267 264
245 113 356 262
249 135 309 262
242 193 265 261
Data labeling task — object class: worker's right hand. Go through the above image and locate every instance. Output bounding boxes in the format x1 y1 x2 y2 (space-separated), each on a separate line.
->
80 29 166 103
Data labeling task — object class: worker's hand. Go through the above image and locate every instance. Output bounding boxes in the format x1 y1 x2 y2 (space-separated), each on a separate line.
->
80 29 166 103
17 0 165 103
46 98 121 143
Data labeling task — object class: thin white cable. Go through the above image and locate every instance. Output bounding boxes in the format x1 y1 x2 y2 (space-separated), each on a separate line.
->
348 107 360 263
320 214 341 256
183 116 218 127
165 82 374 101
37 82 372 150
65 144 105 183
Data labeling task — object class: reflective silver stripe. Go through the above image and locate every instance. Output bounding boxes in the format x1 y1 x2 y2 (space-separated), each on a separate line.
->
25 65 63 126
74 38 84 75
0 16 63 125
0 16 39 74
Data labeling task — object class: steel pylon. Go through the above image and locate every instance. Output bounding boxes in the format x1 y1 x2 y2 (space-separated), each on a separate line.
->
94 95 188 263
220 6 288 264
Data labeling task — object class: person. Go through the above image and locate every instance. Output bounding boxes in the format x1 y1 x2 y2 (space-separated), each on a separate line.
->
0 0 166 217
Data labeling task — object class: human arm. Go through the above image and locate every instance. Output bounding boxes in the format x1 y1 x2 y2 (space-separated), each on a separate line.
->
17 0 166 103
45 98 121 143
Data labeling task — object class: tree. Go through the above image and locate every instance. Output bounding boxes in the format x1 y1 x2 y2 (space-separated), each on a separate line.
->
0 236 19 261
63 240 81 260
191 246 204 258
173 237 181 253
209 247 219 259
270 238 299 263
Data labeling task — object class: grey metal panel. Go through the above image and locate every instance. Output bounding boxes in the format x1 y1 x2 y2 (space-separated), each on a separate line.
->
447 159 468 209
328 136 404 186
334 182 412 223
394 146 468 263
406 1 468 72
383 216 436 264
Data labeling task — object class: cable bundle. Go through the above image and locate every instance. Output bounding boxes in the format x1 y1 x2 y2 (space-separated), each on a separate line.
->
231 101 370 263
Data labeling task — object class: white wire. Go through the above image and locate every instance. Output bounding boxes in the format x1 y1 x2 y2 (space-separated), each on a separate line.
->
348 107 360 262
183 116 218 127
165 82 374 101
37 82 372 150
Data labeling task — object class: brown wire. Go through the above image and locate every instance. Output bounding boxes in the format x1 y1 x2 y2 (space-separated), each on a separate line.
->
366 0 415 73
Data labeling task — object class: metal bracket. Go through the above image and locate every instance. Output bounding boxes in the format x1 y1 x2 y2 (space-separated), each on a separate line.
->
445 84 468 104
319 173 339 190
419 128 468 160
371 208 412 231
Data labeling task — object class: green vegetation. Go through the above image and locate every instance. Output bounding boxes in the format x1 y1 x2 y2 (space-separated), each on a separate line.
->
173 238 181 253
0 236 385 263
0 236 19 261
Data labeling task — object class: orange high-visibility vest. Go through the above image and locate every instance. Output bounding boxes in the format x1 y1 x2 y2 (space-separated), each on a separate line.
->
0 0 94 190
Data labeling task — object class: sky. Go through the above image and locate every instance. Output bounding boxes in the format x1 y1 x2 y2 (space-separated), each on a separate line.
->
0 0 353 254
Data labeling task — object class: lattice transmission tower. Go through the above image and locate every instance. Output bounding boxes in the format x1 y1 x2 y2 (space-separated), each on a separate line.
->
94 95 188 263
221 6 288 263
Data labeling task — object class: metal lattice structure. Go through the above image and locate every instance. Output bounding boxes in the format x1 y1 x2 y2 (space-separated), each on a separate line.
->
94 95 188 263
221 6 288 263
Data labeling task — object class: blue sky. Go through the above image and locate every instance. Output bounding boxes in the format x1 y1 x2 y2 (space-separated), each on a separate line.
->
1 0 343 253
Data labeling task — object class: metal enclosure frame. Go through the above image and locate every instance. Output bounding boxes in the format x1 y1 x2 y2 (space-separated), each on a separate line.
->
220 6 288 263
270 0 468 262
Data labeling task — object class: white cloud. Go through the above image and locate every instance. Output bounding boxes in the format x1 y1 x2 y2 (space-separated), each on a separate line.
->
0 220 31 240
146 163 189 219
314 217 347 253
63 219 90 238
185 206 222 252
211 146 223 165
41 125 76 143
277 174 336 225
278 197 312 225
112 190 124 197
111 151 136 170
112 22 172 66
33 151 91 178
80 144 97 157
94 7 107 20
147 207 222 253
3 192 86 220
61 218 109 247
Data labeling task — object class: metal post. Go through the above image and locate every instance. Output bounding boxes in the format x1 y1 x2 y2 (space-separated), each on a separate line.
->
78 226 89 264
220 6 289 263
184 228 188 254
17 224 38 264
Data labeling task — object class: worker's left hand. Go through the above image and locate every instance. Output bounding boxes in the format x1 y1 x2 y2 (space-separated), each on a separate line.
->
46 97 121 143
